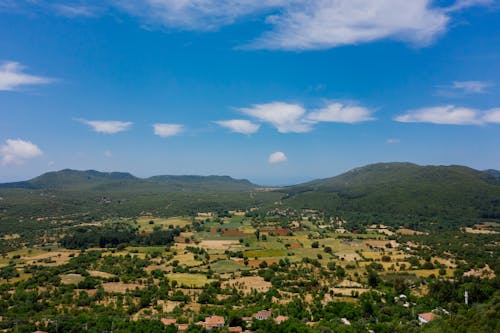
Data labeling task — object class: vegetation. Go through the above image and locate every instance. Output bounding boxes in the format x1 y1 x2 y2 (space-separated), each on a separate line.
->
0 163 498 332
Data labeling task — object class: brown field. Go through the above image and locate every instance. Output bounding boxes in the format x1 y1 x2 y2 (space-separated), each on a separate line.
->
330 287 370 296
364 240 399 249
24 250 78 266
102 282 146 293
88 270 116 279
337 280 364 288
197 240 241 251
464 227 499 234
288 242 303 249
221 228 251 237
60 273 84 285
224 276 271 294
1 233 20 240
397 228 428 235
464 264 496 279
337 251 363 261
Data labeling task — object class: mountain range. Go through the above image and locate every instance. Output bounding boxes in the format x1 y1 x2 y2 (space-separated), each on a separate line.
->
1 162 499 228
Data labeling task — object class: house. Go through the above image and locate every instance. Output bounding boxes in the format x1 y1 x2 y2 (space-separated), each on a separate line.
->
228 327 243 332
205 315 225 330
177 324 189 332
160 318 177 326
254 310 272 320
274 315 289 324
418 312 436 324
341 318 351 326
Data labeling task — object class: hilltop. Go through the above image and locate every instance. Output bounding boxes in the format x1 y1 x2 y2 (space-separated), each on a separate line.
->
0 169 259 192
281 162 500 226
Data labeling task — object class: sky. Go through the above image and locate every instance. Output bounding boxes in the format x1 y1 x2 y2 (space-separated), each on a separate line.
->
0 0 499 185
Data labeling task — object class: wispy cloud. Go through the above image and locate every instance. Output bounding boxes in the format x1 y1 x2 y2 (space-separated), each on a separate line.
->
394 105 500 125
445 0 494 12
4 1 496 51
113 0 285 31
215 119 260 135
79 119 133 134
386 138 400 144
483 108 500 123
153 123 184 137
114 1 494 50
307 102 374 123
0 61 54 91
436 80 493 96
233 101 374 133
268 151 287 164
451 81 492 94
248 1 452 50
53 4 100 18
0 139 43 165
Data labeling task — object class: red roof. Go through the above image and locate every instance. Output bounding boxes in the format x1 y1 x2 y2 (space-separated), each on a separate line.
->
419 312 436 322
160 318 177 326
205 315 225 328
254 310 272 320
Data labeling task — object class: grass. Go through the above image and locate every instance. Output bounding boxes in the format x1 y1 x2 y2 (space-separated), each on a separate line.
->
126 246 166 254
166 273 215 288
210 260 249 273
244 249 287 258
8 247 46 258
171 253 201 267
136 216 192 232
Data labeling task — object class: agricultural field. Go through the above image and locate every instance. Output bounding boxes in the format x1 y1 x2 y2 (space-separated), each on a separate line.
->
0 208 497 332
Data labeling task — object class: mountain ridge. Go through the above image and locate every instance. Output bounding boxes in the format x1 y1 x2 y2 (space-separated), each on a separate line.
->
0 169 259 192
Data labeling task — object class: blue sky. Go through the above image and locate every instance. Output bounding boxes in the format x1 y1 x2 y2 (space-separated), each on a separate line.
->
0 0 499 185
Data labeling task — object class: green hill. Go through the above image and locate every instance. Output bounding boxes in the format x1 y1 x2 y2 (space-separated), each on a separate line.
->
0 169 258 192
281 162 500 227
1 163 499 230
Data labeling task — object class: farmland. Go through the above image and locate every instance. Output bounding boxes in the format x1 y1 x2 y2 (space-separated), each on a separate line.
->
0 206 497 332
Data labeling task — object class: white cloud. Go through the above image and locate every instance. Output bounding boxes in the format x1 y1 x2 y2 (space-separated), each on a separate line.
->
53 4 100 17
307 103 374 123
446 0 494 12
239 102 313 133
153 123 184 137
79 119 133 134
215 119 260 134
111 1 494 50
483 108 500 124
0 61 54 91
234 101 374 133
114 0 286 31
249 0 452 50
0 139 43 165
386 138 400 144
452 81 492 94
395 105 500 125
7 1 495 51
268 151 287 164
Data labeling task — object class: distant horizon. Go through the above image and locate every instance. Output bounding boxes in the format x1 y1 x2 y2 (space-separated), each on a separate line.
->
2 160 497 187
